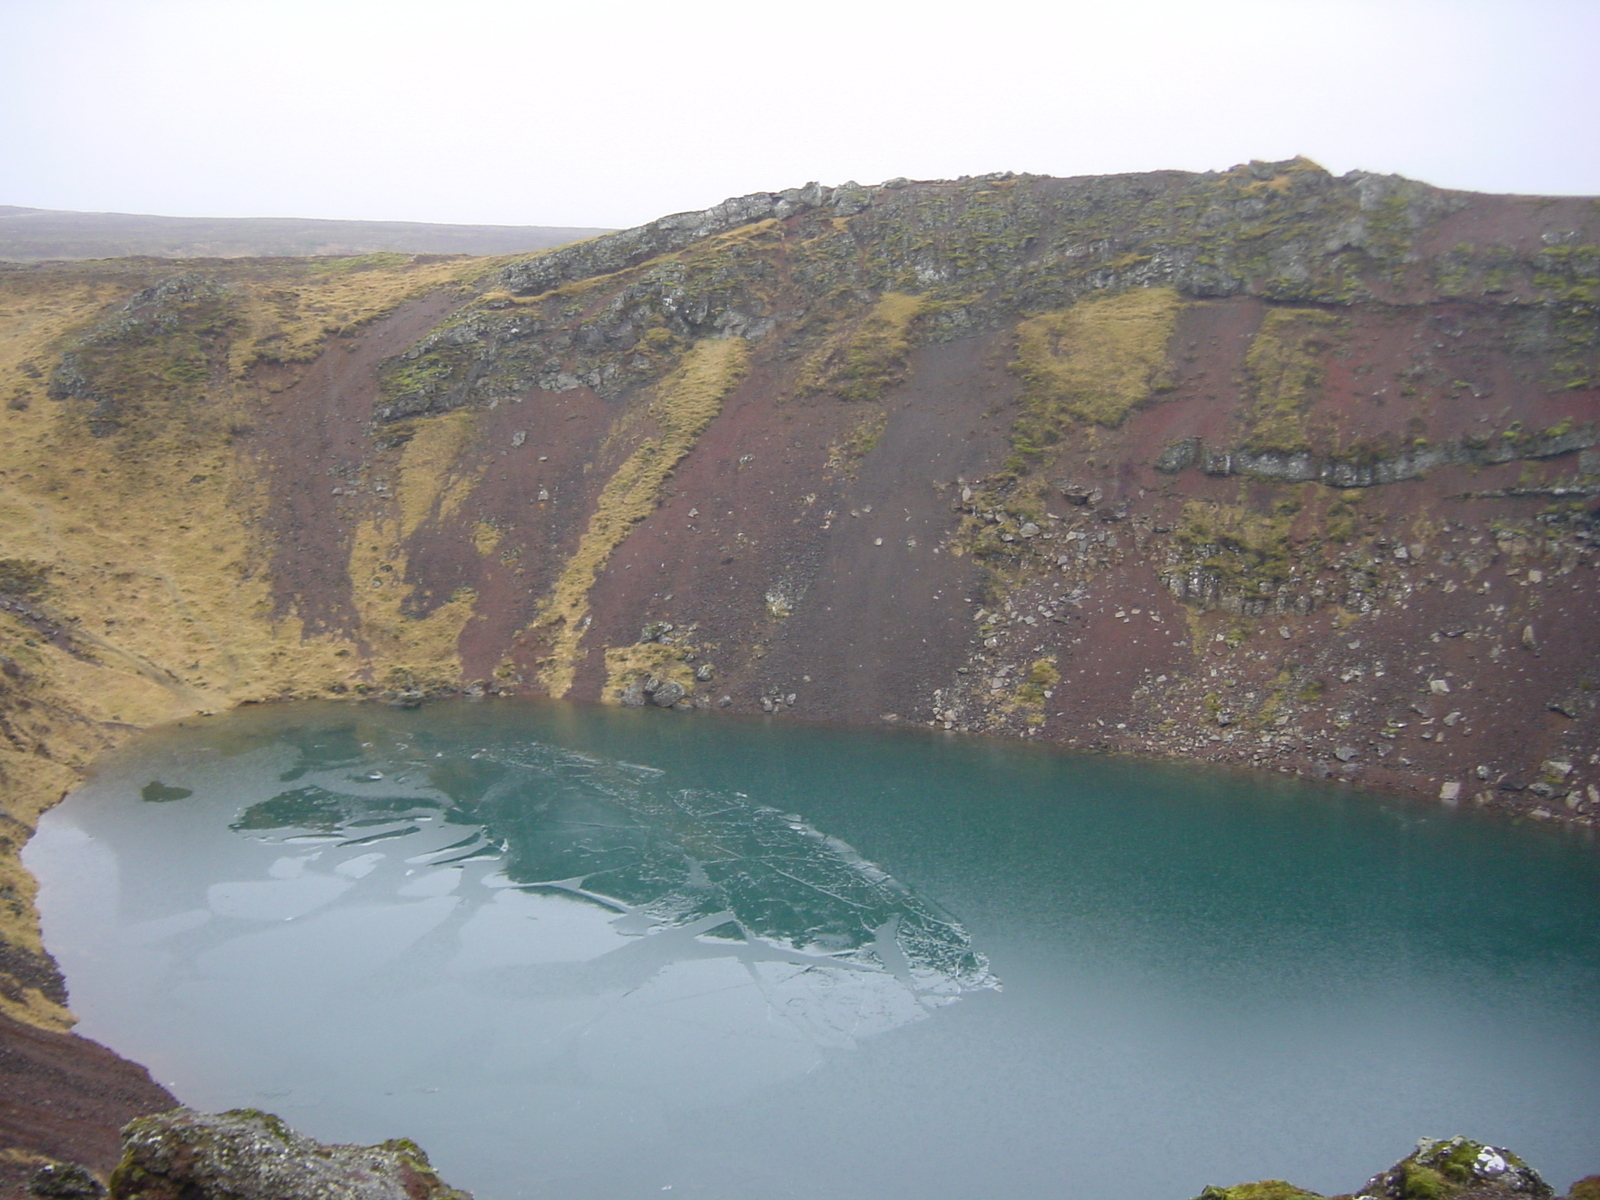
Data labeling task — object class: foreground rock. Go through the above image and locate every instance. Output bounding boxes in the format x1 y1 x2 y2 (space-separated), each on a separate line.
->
1195 1185 1322 1200
104 1108 471 1200
1193 1135 1591 1200
1360 1136 1551 1200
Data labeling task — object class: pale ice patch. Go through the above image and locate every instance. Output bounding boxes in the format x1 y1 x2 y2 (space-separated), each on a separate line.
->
207 875 353 922
123 909 212 945
396 867 463 898
334 852 384 879
449 889 631 970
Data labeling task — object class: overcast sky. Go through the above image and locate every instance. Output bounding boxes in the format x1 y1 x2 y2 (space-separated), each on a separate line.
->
2 0 1597 230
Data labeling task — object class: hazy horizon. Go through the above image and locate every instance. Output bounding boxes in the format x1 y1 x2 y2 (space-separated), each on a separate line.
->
3 0 1598 231
0 202 605 230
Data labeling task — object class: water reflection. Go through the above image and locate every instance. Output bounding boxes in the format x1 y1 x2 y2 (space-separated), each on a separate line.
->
149 723 996 1055
31 701 1600 1200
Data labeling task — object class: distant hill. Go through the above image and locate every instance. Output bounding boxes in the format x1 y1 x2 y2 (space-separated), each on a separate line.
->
0 204 610 261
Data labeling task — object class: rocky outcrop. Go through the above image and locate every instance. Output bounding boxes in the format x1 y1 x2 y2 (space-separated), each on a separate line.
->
1156 427 1599 488
1194 1135 1570 1200
375 160 1520 420
106 1109 471 1200
1359 1135 1551 1200
17 1122 1592 1200
496 181 846 298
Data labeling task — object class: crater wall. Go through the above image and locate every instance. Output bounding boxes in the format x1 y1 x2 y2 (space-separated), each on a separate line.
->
0 163 1596 1165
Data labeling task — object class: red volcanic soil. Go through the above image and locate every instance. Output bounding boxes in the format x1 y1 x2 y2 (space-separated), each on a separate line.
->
0 1013 174 1197
255 292 469 640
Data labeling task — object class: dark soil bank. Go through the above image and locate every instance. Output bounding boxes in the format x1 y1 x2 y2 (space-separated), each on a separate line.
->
0 1013 174 1198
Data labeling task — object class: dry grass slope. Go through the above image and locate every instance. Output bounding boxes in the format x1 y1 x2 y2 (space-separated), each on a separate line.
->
1011 287 1183 430
534 337 750 697
0 259 472 1027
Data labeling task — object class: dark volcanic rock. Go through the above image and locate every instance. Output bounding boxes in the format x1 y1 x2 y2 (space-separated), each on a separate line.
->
108 1108 471 1200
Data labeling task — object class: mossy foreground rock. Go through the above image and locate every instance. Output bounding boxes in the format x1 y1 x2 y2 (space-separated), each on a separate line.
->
1194 1136 1566 1200
1195 1181 1323 1200
1360 1136 1552 1200
107 1108 472 1200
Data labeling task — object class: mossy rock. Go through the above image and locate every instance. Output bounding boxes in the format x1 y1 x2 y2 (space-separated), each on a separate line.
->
28 1161 106 1200
109 1107 473 1200
1362 1136 1551 1200
1193 1181 1322 1200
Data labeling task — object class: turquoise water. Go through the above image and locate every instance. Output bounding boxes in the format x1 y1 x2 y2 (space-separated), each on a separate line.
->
26 699 1600 1199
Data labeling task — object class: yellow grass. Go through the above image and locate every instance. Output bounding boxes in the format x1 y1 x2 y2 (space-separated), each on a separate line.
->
801 292 925 402
0 264 474 1027
396 411 481 538
227 257 470 374
535 338 749 696
346 518 476 689
1012 287 1182 428
472 521 504 556
1240 308 1344 452
601 642 699 704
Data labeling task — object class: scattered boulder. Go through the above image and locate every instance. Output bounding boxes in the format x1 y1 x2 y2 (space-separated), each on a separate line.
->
1359 1135 1551 1200
647 678 686 707
108 1108 471 1200
29 1163 106 1200
1156 437 1203 473
620 674 690 708
1057 481 1102 507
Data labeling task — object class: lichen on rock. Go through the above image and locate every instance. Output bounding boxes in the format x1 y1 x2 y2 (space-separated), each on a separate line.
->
108 1108 472 1200
1192 1135 1568 1200
1359 1135 1552 1200
1192 1182 1323 1200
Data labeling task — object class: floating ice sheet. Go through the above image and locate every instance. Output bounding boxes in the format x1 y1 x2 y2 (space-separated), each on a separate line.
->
217 730 997 1044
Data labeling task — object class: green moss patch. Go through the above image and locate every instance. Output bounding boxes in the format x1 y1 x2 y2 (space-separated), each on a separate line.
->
1193 1180 1322 1200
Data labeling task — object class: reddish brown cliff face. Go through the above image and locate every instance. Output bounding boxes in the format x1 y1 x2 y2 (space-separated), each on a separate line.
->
235 164 1600 826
